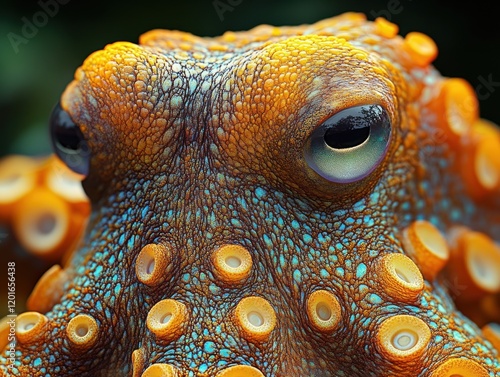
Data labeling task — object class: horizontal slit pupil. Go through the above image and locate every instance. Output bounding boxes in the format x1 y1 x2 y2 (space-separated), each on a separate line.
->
57 131 81 150
324 126 370 149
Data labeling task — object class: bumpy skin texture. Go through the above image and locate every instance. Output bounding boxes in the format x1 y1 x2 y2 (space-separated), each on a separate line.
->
2 13 500 377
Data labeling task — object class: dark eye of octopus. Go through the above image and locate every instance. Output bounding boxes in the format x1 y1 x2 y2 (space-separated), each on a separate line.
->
49 102 90 176
304 104 392 183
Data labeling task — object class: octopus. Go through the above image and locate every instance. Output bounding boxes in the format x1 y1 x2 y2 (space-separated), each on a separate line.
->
1 12 500 377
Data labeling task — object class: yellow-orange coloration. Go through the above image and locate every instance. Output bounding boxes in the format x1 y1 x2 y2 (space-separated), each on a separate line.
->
1 12 500 376
12 188 70 261
376 253 424 302
66 314 99 349
44 155 89 212
26 264 68 313
403 32 438 67
401 220 450 280
15 312 48 344
0 154 90 265
216 365 265 377
131 348 146 377
482 323 500 351
430 358 489 377
478 294 500 325
374 17 399 38
306 290 342 332
146 299 188 342
211 244 253 285
446 228 500 300
141 363 178 377
461 128 500 199
375 315 431 362
432 78 478 144
135 244 172 286
233 296 277 343
0 318 9 351
0 155 39 221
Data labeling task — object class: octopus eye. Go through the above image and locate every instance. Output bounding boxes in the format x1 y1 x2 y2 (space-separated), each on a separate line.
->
49 102 90 176
304 104 392 183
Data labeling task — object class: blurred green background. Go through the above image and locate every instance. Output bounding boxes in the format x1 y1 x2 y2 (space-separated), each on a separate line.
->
1 0 499 158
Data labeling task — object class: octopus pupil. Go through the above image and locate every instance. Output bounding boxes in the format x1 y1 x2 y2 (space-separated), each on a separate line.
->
324 126 370 149
56 130 82 151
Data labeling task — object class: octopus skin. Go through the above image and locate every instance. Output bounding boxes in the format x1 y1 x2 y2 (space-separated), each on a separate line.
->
1 12 500 377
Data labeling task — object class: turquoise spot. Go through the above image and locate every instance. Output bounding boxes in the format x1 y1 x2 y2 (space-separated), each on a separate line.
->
463 322 476 335
209 284 220 294
199 364 208 373
203 341 216 353
368 294 382 304
293 269 302 282
279 255 286 267
94 265 103 278
291 220 300 229
263 234 272 247
303 234 312 244
452 330 466 342
363 215 374 227
220 349 231 357
230 218 241 227
34 358 42 367
335 267 344 277
356 263 367 279
255 187 266 199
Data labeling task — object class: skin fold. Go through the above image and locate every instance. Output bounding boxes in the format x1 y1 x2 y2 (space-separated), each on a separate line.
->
1 12 500 377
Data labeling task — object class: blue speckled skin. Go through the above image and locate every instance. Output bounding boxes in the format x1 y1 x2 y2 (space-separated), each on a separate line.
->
1 13 500 377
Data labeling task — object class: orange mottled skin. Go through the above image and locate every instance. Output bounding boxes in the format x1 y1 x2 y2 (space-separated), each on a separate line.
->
1 13 500 376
